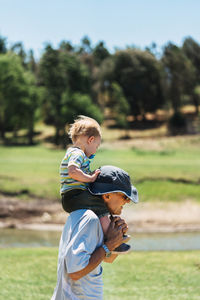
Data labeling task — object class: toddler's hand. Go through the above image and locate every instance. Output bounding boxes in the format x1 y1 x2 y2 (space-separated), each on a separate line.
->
90 169 101 182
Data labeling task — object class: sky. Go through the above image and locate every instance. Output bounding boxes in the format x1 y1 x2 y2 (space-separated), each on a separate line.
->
0 0 200 58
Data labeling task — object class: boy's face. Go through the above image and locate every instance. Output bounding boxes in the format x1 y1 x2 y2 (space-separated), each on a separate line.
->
85 135 101 157
102 193 130 215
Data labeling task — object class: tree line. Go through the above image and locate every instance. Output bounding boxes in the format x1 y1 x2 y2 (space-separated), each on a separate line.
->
0 35 200 145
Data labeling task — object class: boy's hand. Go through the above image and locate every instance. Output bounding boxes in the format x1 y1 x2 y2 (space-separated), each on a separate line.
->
89 169 101 182
110 216 128 234
104 217 127 251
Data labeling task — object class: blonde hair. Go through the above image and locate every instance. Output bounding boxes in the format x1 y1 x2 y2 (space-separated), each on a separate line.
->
68 115 101 143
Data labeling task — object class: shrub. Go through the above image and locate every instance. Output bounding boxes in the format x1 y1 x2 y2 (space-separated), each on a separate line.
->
168 112 187 135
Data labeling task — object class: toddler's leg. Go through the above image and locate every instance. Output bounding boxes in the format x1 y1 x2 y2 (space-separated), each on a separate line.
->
100 215 110 235
100 215 131 254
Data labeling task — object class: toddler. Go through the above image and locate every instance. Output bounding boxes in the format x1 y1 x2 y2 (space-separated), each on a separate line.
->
60 115 130 253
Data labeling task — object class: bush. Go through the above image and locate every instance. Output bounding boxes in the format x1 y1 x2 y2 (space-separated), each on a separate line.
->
168 112 187 135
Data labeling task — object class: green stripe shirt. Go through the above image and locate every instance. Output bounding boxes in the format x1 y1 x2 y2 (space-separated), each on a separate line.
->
60 147 91 194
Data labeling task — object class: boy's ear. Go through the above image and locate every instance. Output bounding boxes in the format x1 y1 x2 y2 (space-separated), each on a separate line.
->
102 193 110 201
88 136 94 144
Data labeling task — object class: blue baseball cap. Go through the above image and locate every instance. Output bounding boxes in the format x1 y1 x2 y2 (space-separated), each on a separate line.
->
88 165 139 203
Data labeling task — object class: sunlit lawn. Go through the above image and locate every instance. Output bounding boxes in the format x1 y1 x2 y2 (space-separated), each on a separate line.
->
0 136 200 202
0 248 199 300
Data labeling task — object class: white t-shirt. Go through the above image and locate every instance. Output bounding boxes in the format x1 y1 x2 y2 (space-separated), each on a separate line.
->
51 209 104 300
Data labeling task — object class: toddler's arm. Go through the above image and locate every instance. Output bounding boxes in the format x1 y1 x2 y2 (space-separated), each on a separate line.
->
68 165 100 183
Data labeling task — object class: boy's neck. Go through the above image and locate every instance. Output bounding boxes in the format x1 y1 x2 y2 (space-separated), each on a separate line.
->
73 139 86 154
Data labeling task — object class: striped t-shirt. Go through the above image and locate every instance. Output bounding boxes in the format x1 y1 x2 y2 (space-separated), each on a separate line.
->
60 147 91 194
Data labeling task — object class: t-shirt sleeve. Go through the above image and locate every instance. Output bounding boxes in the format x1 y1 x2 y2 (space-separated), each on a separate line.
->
67 150 84 169
65 214 102 274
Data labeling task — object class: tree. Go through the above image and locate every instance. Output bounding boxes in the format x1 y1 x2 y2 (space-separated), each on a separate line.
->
182 37 200 81
0 36 7 54
193 86 200 115
59 50 91 94
59 91 103 147
0 53 34 140
10 42 26 67
182 37 200 114
39 44 66 144
78 36 92 54
61 91 103 124
24 72 42 144
162 42 195 114
109 82 130 128
27 49 37 74
92 41 110 66
39 44 95 145
59 40 74 53
98 49 165 120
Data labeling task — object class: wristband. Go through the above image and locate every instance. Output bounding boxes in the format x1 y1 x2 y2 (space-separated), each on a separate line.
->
102 244 112 258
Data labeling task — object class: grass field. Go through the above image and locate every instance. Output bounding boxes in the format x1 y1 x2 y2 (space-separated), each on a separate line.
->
0 134 200 202
0 133 200 300
0 248 199 300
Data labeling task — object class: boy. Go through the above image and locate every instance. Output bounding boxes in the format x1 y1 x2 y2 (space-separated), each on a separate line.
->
60 115 130 253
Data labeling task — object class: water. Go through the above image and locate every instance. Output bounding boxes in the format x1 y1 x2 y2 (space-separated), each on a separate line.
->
0 228 60 248
131 232 200 251
0 228 200 251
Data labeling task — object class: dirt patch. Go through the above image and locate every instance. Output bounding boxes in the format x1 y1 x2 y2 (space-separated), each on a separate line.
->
0 195 200 233
121 200 200 233
0 196 64 229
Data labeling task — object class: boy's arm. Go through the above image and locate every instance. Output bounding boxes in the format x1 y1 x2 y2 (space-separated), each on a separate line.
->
103 253 118 263
69 248 118 281
68 218 123 281
68 165 100 183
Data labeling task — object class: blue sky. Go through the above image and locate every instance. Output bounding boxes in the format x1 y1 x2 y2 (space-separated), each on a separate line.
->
0 0 200 58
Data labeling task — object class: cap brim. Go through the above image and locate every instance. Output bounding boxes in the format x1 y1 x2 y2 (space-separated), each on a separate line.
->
88 183 139 204
129 185 139 203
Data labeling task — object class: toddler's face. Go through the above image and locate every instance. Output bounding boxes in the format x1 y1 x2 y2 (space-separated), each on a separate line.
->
85 135 101 157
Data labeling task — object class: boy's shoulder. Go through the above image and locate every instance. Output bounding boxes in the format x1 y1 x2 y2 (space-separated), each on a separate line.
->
69 209 100 229
66 147 86 157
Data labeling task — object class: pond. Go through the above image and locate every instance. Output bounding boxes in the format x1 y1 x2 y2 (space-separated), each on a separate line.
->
0 228 200 251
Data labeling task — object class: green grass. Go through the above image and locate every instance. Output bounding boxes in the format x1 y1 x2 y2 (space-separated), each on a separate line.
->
1 135 200 202
0 248 57 300
103 251 200 300
0 248 199 300
0 138 200 202
0 146 64 200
